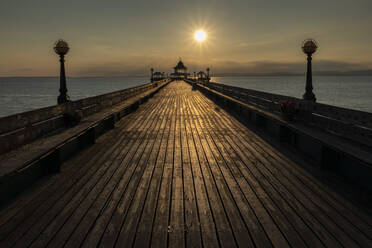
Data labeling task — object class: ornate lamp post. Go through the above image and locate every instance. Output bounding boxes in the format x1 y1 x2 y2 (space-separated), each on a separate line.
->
54 39 70 104
151 68 154 82
302 39 318 102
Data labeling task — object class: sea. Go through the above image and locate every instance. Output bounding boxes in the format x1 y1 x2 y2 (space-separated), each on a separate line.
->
0 76 371 118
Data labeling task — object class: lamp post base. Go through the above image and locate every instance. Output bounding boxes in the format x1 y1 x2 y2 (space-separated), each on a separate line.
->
58 94 70 104
303 92 316 102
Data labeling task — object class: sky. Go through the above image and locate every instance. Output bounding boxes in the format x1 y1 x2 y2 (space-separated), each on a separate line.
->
1 0 372 77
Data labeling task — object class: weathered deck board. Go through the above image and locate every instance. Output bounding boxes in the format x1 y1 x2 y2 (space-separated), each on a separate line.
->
0 81 371 248
192 93 372 244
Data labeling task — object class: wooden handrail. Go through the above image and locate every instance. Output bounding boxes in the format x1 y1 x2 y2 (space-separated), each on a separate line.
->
0 79 170 135
186 79 372 148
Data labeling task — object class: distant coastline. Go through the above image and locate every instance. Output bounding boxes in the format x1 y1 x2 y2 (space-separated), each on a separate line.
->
213 69 372 77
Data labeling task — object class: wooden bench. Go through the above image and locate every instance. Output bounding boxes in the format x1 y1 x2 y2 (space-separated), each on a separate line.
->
192 81 372 192
0 81 169 205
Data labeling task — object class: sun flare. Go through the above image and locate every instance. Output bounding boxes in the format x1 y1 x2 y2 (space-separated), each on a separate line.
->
194 30 207 42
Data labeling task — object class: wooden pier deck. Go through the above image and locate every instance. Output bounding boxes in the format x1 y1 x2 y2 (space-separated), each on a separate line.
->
0 80 371 247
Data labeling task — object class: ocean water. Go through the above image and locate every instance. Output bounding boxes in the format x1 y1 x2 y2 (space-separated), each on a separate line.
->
0 76 371 117
212 76 372 113
0 77 148 117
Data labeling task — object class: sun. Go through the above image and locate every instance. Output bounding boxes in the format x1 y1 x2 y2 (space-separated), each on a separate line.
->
194 30 207 42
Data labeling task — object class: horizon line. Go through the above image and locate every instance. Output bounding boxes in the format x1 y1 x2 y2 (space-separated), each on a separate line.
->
2 69 372 78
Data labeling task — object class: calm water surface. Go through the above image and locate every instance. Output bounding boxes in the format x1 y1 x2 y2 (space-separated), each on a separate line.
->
0 76 371 117
213 76 372 113
0 77 148 117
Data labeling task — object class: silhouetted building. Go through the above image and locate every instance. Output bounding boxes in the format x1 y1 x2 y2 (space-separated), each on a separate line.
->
197 71 209 83
153 71 165 81
197 71 206 79
171 59 189 79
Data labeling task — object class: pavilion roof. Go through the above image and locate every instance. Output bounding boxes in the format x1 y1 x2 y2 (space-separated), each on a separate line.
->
174 60 187 70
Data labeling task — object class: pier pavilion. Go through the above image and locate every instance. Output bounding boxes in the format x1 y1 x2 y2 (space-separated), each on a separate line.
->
153 71 165 81
170 59 189 79
197 70 210 83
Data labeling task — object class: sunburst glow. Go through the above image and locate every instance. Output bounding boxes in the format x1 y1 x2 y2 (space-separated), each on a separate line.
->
194 30 207 42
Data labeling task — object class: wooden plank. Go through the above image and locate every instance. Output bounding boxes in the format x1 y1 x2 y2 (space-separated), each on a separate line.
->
225 127 371 247
106 96 173 248
203 94 372 245
17 96 164 248
193 90 371 247
186 101 255 247
1 109 154 247
168 93 185 248
151 86 177 247
209 89 372 235
183 97 220 248
185 94 263 248
2 80 371 248
229 119 372 238
179 94 203 248
63 95 172 247
184 90 238 248
0 97 160 246
132 95 174 248
0 99 158 229
192 95 329 247
91 94 171 248
187 97 274 248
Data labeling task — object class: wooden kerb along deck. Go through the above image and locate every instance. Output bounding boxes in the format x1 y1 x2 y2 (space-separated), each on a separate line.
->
0 80 371 248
